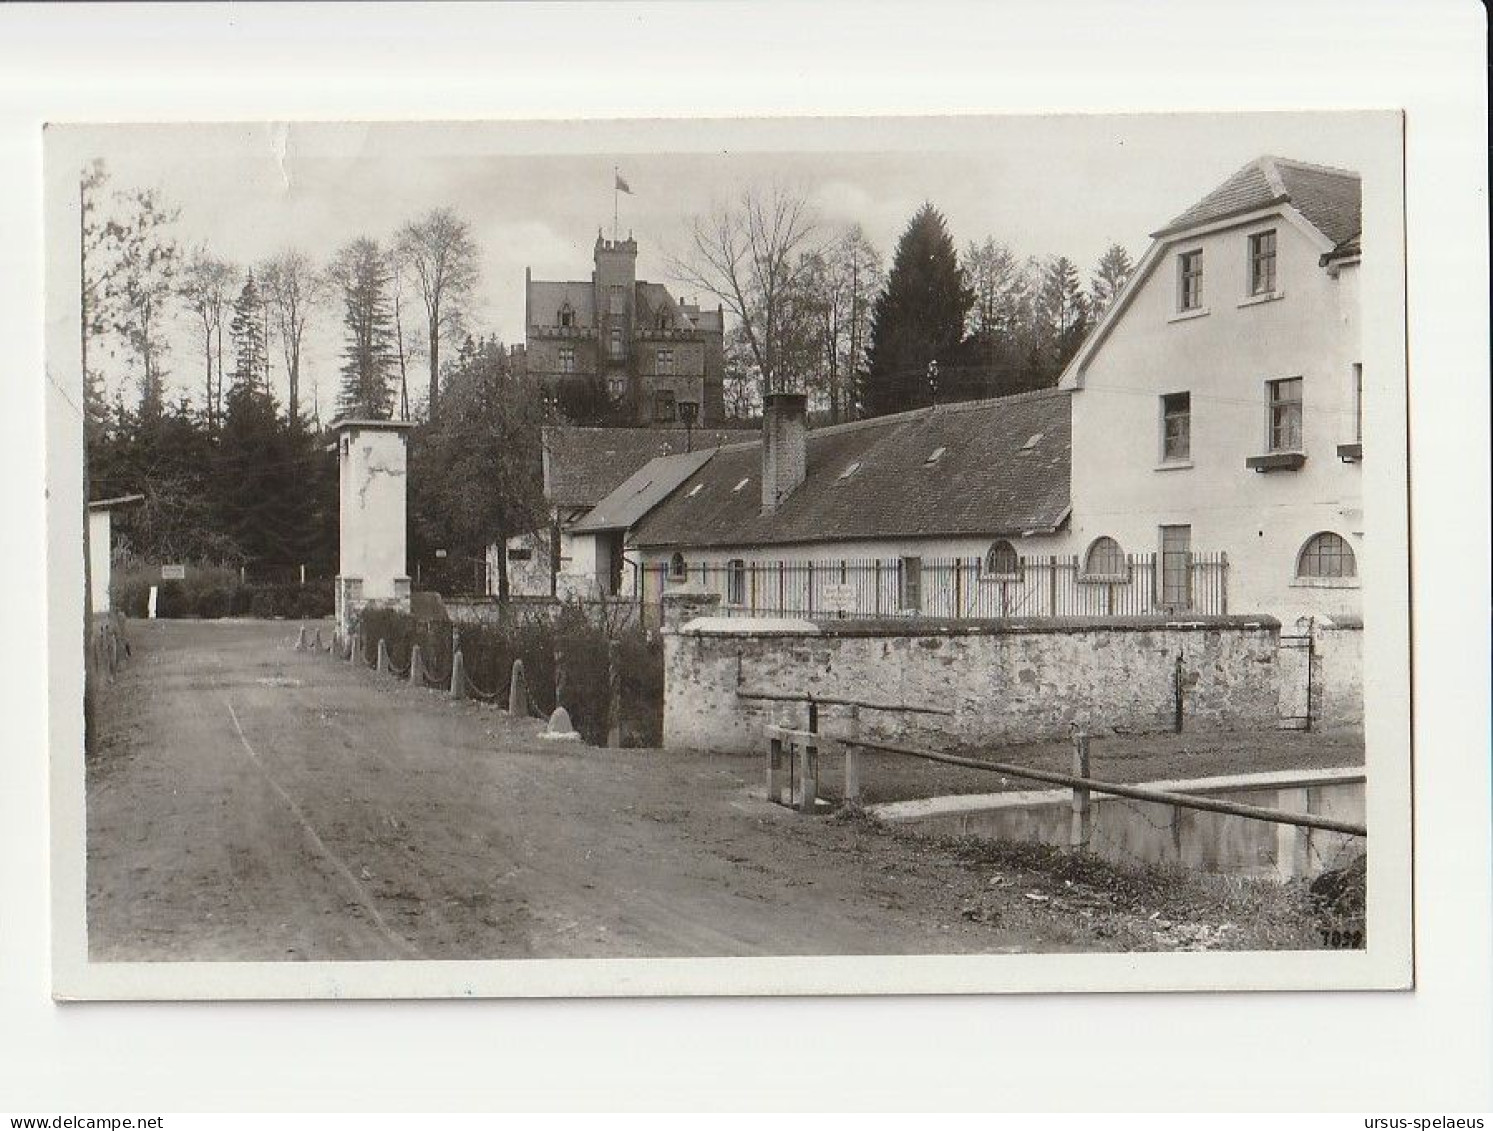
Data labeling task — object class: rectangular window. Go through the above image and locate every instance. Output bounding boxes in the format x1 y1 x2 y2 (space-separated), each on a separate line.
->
726 559 746 605
1178 250 1203 311
608 284 626 314
656 348 673 375
1268 377 1303 452
1352 363 1363 442
1159 524 1192 612
654 389 676 423
558 346 575 374
1249 230 1277 295
677 401 699 425
1161 392 1191 461
899 556 922 612
606 375 626 400
609 328 624 360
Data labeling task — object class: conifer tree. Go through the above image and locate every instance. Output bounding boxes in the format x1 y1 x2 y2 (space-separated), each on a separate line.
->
1089 242 1135 317
333 237 397 419
229 269 270 397
860 203 973 417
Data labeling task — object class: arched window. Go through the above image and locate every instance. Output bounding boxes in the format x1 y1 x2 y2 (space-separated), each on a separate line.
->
558 302 574 328
1297 532 1356 579
668 552 687 581
984 539 1020 578
1084 536 1127 577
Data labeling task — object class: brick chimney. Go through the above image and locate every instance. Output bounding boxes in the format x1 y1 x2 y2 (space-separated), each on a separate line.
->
761 392 808 515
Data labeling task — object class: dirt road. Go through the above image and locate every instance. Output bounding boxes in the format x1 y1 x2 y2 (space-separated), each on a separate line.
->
88 619 1052 961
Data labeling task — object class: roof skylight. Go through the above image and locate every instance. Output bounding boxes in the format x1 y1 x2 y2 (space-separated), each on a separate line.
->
838 461 862 481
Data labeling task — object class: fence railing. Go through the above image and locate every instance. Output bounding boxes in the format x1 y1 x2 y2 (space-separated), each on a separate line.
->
636 552 1228 621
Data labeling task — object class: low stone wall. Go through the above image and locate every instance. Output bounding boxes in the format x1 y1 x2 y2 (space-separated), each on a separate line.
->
664 615 1286 755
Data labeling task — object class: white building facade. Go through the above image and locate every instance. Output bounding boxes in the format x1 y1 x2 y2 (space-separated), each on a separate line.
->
1058 156 1363 623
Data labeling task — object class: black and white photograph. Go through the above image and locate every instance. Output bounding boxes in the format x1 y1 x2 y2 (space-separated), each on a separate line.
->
42 111 1415 998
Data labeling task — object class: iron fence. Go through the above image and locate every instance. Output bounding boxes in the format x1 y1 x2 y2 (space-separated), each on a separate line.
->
636 552 1228 621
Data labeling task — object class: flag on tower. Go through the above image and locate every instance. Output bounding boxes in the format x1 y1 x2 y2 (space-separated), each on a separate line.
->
615 172 633 194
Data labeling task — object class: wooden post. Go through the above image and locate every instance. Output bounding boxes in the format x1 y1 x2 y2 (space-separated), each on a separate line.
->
295 625 309 651
376 638 391 674
553 638 567 709
843 704 862 804
1173 651 1185 733
1069 726 1092 852
606 638 622 748
449 649 466 700
409 643 424 685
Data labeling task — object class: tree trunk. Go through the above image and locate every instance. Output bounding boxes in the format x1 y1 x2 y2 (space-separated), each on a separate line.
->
427 304 440 418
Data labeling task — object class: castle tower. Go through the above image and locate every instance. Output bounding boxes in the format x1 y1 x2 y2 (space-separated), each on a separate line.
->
331 417 415 636
593 231 638 380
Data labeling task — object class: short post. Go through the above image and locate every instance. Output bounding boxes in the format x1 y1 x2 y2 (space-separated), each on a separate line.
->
1069 724 1092 852
843 704 862 804
798 734 819 814
449 649 466 700
606 638 622 748
313 627 324 651
408 643 424 685
376 638 391 674
553 638 568 714
767 729 786 805
295 625 309 651
1173 651 1185 734
508 658 529 717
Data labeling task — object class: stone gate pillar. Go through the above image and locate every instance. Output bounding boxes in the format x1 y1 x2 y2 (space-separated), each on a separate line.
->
330 417 415 637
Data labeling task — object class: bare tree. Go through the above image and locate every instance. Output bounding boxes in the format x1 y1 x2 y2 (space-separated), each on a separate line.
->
671 184 819 399
396 207 479 417
260 249 325 431
96 185 181 419
179 249 238 433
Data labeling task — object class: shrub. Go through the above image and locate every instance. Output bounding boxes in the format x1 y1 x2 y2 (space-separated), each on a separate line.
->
355 602 663 747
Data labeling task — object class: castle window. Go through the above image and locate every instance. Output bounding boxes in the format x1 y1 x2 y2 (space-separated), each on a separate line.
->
606 375 626 400
558 302 574 328
609 285 626 315
609 328 624 360
654 390 677 423
656 348 674 375
558 346 575 374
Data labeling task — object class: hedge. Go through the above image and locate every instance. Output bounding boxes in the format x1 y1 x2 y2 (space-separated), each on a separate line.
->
357 602 663 748
111 562 333 620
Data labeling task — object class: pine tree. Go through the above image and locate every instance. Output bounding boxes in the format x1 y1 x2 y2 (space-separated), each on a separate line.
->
860 203 974 417
333 237 397 419
229 269 270 397
1033 255 1091 382
1089 242 1135 317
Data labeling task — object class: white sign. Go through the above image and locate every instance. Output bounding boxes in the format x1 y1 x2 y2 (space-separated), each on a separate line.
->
160 564 186 581
817 583 858 614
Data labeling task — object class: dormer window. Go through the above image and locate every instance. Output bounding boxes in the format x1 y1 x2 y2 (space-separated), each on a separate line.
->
1249 230 1277 296
558 302 574 328
838 461 861 481
924 446 946 466
1178 250 1203 311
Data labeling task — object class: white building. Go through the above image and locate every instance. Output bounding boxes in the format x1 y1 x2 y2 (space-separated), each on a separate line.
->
1058 155 1362 622
606 155 1362 626
86 494 143 615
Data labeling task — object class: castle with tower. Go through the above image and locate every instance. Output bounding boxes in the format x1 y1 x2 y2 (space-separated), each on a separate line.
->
519 233 727 427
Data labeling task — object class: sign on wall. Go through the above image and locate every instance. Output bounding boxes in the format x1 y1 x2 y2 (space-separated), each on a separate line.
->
818 583 858 614
160 564 186 581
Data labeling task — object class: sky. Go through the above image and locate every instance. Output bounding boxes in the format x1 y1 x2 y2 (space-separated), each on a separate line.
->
55 113 1396 421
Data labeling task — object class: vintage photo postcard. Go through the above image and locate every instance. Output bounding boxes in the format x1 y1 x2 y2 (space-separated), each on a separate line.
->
45 112 1411 999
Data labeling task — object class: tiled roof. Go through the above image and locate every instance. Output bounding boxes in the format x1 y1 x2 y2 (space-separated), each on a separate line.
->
632 388 1072 550
570 449 718 534
543 425 759 509
635 282 697 331
1153 156 1361 248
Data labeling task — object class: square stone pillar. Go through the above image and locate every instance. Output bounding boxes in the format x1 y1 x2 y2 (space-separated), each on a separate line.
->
661 582 722 632
330 417 415 636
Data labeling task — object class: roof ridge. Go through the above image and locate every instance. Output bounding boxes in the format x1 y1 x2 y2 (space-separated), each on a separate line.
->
1265 155 1362 180
1258 156 1289 199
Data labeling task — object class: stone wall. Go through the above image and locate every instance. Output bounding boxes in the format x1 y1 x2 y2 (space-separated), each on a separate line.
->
664 615 1291 755
1312 617 1363 730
